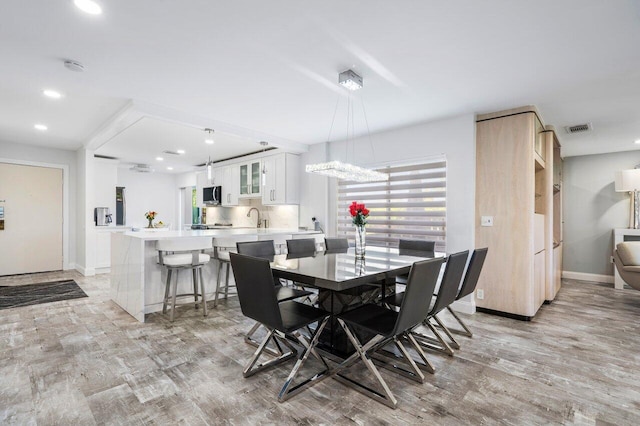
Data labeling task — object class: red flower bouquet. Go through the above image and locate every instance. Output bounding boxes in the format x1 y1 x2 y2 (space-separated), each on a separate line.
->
349 201 369 227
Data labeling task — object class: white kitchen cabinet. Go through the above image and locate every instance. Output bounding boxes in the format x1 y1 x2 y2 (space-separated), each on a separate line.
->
239 160 261 197
222 165 240 206
195 172 207 207
262 153 300 205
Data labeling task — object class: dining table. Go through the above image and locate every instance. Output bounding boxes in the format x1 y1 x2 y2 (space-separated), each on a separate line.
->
265 246 445 356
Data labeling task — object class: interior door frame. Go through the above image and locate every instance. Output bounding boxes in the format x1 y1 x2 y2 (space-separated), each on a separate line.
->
0 158 70 271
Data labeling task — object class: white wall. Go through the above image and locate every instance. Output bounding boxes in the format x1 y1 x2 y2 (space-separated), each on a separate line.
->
0 140 76 270
299 143 330 231
563 151 640 278
117 169 177 228
93 158 119 215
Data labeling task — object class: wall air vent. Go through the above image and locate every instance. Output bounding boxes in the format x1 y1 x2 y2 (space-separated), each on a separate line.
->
130 164 153 173
565 122 593 134
94 154 118 160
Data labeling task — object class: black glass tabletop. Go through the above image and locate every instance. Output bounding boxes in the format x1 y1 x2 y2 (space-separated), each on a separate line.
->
268 246 444 292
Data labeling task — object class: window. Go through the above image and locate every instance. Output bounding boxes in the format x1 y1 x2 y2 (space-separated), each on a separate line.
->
337 157 447 252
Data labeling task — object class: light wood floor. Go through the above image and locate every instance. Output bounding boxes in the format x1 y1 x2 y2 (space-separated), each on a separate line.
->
1 271 639 425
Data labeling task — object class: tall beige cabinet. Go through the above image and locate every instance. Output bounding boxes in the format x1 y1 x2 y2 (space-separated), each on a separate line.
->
475 106 562 320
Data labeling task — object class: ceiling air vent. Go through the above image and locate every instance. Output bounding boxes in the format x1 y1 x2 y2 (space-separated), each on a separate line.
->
565 122 593 134
162 150 181 156
130 164 153 173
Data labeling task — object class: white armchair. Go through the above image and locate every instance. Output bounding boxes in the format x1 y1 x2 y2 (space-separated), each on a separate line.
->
613 242 640 291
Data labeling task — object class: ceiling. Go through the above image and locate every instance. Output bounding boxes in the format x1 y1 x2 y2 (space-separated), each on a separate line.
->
2 0 640 168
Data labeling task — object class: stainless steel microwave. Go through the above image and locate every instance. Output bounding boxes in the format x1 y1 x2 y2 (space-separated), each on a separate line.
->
203 186 222 205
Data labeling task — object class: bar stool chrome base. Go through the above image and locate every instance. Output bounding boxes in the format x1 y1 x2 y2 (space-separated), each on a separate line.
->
162 265 208 322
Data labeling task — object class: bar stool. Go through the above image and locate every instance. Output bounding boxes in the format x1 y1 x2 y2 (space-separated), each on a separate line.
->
157 237 213 322
212 235 258 307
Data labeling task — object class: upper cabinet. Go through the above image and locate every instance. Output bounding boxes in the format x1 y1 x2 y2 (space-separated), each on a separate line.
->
262 153 300 205
222 165 240 206
239 160 261 197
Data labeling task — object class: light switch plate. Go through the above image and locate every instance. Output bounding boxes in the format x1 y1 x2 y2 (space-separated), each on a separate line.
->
476 289 484 300
481 216 493 227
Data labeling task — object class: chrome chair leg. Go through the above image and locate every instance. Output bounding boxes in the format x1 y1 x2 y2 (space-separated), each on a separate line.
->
412 319 455 356
162 268 172 314
433 315 461 349
333 319 398 409
192 268 199 308
199 267 207 317
372 336 427 384
169 270 179 322
214 260 223 307
443 306 474 337
243 328 297 378
278 317 330 402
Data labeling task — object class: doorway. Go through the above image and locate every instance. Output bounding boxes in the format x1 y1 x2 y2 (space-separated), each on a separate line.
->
0 163 63 275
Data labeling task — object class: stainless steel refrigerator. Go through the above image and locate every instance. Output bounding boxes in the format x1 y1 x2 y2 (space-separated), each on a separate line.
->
116 187 126 225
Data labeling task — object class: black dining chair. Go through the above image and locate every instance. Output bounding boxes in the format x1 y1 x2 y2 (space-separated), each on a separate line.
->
324 237 349 252
333 257 445 409
236 240 313 349
236 240 276 258
396 239 436 285
436 248 488 338
286 238 316 254
413 250 469 355
229 253 331 402
385 250 469 356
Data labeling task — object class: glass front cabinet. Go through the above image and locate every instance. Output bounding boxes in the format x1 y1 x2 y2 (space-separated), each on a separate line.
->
239 160 261 196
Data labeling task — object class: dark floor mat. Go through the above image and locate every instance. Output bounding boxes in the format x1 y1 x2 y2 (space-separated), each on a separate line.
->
0 279 87 310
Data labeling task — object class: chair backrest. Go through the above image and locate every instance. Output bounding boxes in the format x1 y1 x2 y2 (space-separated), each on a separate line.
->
286 238 316 254
156 237 212 252
213 235 258 251
236 240 276 257
229 253 283 330
456 248 488 300
429 250 469 316
325 237 349 251
392 257 444 336
399 239 435 252
292 233 325 251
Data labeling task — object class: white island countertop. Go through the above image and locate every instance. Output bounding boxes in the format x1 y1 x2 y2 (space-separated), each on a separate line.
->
122 228 322 240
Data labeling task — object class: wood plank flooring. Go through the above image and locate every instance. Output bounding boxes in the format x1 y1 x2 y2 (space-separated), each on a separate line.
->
0 271 639 425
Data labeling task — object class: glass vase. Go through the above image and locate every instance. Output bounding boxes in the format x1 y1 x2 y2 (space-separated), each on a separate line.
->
147 219 153 228
355 225 366 257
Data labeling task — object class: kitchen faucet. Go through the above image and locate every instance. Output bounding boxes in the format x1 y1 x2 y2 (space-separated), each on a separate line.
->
247 207 261 228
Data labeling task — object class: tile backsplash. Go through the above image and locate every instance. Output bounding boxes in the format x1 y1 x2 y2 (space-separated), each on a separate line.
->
204 198 299 229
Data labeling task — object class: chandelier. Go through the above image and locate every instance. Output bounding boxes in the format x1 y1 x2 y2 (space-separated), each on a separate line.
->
305 69 388 183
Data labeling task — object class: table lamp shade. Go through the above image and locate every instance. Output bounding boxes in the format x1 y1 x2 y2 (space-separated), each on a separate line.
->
615 169 640 192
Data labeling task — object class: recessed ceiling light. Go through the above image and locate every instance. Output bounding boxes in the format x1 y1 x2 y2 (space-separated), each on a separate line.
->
167 167 174 171
156 157 164 161
74 0 102 15
43 89 62 99
34 124 48 131
176 149 185 154
634 140 640 144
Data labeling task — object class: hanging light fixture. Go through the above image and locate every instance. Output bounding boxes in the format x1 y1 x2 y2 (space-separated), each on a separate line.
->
305 69 388 182
204 128 214 182
260 141 269 186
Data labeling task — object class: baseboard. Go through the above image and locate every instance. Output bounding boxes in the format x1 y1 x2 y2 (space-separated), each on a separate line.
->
476 307 532 321
95 267 111 275
451 298 475 315
75 264 96 277
562 271 614 284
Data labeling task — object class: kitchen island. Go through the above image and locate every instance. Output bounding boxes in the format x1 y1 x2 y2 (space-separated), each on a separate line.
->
110 228 322 322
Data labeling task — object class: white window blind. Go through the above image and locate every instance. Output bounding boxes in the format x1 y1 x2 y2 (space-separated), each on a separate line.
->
337 158 447 252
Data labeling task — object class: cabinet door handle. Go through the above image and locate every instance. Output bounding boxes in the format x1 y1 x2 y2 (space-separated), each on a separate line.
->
272 190 275 201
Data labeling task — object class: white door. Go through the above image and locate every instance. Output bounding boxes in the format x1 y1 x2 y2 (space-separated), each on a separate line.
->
0 163 63 275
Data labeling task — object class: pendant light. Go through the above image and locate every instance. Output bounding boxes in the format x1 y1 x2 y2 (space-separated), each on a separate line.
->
204 128 214 183
305 69 388 182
